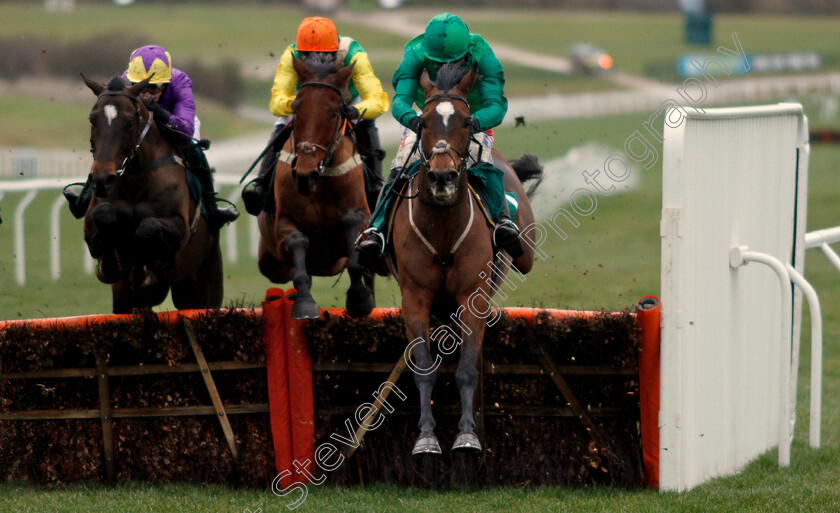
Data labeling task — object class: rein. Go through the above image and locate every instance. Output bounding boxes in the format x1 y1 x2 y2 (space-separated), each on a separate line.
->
292 81 349 175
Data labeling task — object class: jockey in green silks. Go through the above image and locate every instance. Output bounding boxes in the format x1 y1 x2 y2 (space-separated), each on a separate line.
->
356 13 523 263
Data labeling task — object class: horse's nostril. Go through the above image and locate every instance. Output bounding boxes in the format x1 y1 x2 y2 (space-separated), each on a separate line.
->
447 171 458 183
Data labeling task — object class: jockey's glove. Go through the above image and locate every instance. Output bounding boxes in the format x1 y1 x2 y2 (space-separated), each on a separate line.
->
341 104 360 121
409 116 424 134
145 100 171 124
465 117 482 134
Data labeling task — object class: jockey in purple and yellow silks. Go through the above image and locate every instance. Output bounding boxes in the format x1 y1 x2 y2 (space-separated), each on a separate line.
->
241 16 390 216
63 45 239 231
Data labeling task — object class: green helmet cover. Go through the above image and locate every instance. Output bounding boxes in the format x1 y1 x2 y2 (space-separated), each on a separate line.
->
423 13 470 63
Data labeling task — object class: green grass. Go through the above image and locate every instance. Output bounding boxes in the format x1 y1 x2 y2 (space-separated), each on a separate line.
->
1 448 840 512
2 4 840 511
461 11 840 79
0 93 265 150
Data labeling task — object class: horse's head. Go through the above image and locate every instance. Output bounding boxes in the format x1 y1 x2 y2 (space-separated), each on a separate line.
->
82 73 154 198
288 54 354 195
418 63 478 206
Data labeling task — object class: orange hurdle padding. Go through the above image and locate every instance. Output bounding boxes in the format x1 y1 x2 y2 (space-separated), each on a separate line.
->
504 307 610 324
0 308 262 331
263 289 294 488
283 290 316 484
636 296 661 488
319 307 399 320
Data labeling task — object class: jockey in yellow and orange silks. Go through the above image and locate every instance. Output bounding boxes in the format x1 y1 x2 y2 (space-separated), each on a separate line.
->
241 17 390 216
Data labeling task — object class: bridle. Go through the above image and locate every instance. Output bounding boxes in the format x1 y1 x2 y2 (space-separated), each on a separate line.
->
417 92 472 175
93 90 154 177
404 91 478 266
409 92 474 208
290 81 348 175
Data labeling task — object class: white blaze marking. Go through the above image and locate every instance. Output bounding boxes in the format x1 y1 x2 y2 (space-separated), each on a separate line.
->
104 105 118 126
435 101 455 128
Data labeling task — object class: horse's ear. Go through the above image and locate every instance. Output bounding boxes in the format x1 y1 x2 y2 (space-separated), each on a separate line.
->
456 65 478 95
127 76 152 97
331 61 355 90
81 73 105 96
292 55 313 82
419 69 436 97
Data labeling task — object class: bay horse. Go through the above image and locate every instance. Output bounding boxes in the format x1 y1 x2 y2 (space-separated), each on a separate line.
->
257 55 375 320
393 64 542 455
81 74 223 313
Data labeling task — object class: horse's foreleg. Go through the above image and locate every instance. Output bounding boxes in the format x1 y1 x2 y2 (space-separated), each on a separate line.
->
402 286 440 456
134 216 188 285
95 253 120 284
342 208 374 318
452 298 487 452
85 202 119 259
111 278 132 314
286 230 319 319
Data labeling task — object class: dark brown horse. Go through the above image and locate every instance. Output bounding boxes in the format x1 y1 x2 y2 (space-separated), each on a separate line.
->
257 56 375 319
393 64 542 455
82 74 223 313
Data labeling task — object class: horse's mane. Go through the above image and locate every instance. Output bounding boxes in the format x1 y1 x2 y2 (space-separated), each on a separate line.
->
434 62 470 92
301 52 338 80
107 76 128 92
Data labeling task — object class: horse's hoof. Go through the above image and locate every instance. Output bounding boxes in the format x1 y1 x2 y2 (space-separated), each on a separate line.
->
345 285 375 318
96 258 119 284
452 432 482 452
141 266 160 289
412 436 442 456
291 297 320 320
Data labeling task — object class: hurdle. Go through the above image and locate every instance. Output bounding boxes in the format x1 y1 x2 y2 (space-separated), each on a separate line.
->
659 103 822 491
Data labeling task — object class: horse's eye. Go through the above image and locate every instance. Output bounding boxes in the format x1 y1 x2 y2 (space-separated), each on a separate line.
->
127 118 134 128
89 115 94 124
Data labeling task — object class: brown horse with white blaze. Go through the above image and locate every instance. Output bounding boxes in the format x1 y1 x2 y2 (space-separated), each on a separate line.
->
257 55 375 319
393 64 542 455
82 74 223 313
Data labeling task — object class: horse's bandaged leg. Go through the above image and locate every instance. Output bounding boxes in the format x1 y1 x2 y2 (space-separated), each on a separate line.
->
342 208 375 318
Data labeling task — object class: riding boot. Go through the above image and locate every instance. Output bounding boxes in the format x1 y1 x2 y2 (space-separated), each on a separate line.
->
356 167 407 266
492 197 524 258
182 144 239 231
354 119 386 212
63 178 93 219
242 123 291 216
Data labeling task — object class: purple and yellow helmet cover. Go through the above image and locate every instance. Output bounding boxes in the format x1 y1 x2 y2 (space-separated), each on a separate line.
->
126 45 172 84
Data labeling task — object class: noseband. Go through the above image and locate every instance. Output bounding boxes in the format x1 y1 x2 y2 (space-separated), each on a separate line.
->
94 90 154 176
292 81 348 175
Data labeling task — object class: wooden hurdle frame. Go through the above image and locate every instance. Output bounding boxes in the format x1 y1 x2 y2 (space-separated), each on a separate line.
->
0 291 661 486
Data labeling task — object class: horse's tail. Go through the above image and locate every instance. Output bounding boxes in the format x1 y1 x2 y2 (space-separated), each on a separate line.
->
511 154 544 200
